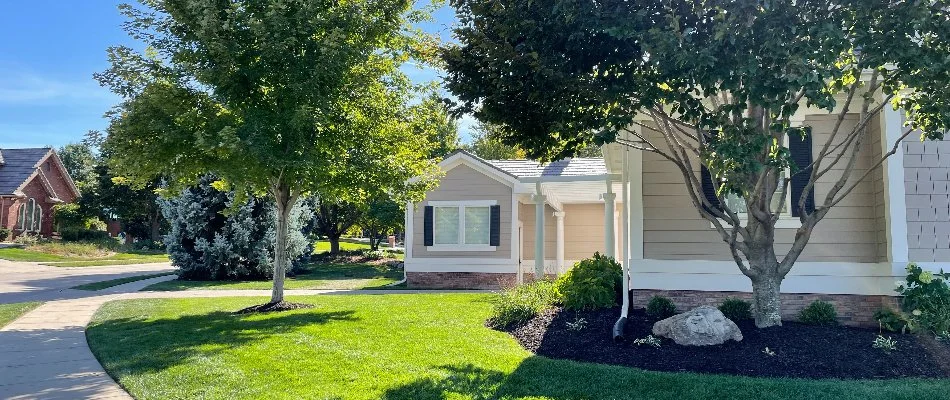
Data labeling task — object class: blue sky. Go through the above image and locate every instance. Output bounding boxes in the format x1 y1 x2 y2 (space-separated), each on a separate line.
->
0 1 471 149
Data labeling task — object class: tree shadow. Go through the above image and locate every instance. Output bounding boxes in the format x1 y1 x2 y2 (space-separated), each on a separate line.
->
87 308 357 376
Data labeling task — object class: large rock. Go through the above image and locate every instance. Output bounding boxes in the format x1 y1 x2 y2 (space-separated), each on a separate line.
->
652 306 743 346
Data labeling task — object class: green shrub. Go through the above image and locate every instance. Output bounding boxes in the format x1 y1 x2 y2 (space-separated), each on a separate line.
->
646 296 677 319
554 253 621 310
799 300 838 325
874 308 909 333
13 234 39 246
60 227 112 242
488 280 560 327
719 298 753 321
895 263 950 334
0 227 10 242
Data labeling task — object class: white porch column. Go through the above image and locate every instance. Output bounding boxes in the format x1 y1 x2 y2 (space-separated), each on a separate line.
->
881 106 909 267
603 175 616 259
554 211 565 272
533 182 546 279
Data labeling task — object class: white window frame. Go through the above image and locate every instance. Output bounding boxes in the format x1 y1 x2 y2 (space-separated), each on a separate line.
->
711 136 800 229
427 200 498 252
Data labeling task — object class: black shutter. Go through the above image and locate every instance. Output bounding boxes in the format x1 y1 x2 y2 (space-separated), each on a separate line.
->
489 205 501 246
423 206 434 246
700 166 721 214
789 127 815 217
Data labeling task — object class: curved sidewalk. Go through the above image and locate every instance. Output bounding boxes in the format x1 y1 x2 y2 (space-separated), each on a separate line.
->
0 274 485 399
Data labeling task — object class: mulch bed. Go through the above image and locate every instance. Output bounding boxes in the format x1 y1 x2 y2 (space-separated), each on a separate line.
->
235 301 314 314
499 306 950 380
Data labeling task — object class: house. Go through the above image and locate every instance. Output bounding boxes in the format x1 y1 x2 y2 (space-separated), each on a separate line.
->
405 105 944 326
0 148 80 238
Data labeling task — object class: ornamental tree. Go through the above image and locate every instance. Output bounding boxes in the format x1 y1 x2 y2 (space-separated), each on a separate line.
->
98 0 441 307
443 0 950 327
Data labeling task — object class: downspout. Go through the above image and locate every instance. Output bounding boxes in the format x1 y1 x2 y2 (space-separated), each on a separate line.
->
613 146 631 341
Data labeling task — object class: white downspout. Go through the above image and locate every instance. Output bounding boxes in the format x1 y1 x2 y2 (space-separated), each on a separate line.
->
613 145 631 340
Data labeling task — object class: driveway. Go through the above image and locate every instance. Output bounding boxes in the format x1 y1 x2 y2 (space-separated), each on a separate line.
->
0 259 175 304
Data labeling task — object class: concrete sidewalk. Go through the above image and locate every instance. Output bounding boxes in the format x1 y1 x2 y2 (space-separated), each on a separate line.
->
0 260 174 304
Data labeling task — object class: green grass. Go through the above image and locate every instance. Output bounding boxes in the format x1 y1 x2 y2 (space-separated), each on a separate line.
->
0 301 43 328
141 263 402 291
72 273 176 291
0 247 169 266
87 294 948 400
313 240 371 253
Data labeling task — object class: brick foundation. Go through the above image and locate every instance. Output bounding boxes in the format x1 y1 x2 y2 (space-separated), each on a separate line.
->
406 272 517 289
632 289 900 327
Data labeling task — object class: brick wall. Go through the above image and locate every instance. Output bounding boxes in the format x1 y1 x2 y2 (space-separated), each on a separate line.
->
407 272 518 289
904 139 950 261
632 289 899 327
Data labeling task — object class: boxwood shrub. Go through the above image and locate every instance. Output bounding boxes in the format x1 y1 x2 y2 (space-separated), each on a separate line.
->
719 298 753 321
799 300 838 326
554 253 622 311
646 295 677 319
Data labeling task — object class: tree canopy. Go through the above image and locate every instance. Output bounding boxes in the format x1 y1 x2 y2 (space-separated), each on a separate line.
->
443 0 950 327
99 0 444 304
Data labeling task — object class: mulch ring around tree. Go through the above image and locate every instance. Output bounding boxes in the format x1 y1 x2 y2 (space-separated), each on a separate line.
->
497 306 950 380
235 301 314 314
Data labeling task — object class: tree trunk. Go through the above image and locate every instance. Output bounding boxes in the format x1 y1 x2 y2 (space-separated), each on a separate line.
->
149 210 161 242
751 274 783 328
271 183 294 304
329 236 341 254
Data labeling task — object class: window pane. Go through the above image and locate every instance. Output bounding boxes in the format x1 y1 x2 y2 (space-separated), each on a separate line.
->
433 207 460 244
464 207 491 245
723 193 747 215
24 200 34 232
771 177 788 214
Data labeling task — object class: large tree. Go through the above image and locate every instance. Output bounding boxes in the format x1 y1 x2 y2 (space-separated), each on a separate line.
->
444 0 950 327
99 0 440 307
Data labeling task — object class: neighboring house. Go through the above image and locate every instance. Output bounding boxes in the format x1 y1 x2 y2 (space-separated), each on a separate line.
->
0 148 80 238
406 106 943 326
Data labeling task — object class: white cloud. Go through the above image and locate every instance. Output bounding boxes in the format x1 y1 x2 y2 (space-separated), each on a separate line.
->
0 70 114 105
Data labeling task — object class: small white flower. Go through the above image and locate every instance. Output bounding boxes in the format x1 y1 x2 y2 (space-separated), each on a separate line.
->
913 309 923 316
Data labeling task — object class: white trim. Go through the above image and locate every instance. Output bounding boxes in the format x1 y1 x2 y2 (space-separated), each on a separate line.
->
554 211 565 269
881 106 909 263
520 174 620 183
405 258 518 274
629 146 644 260
404 202 414 261
426 244 497 252
510 194 519 271
427 200 498 207
627 259 908 296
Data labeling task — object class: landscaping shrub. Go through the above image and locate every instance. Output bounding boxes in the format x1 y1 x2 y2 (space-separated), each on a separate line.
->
13 234 39 246
719 298 753 321
895 263 950 334
554 253 622 310
488 280 559 328
26 240 119 258
799 300 838 325
646 296 677 319
60 227 112 242
160 176 314 281
874 308 910 333
0 227 9 242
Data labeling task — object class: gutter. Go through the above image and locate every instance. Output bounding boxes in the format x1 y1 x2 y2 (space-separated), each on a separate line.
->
613 147 632 341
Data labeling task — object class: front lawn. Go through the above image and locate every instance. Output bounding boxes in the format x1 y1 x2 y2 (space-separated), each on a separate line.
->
0 246 169 267
141 263 402 291
72 273 176 291
0 301 43 328
313 240 371 253
87 294 947 400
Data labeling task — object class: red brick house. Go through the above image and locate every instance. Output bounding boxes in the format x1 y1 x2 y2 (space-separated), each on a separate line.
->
0 148 80 238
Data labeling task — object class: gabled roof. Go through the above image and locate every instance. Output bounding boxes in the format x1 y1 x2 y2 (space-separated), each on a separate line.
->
487 158 608 178
0 148 53 195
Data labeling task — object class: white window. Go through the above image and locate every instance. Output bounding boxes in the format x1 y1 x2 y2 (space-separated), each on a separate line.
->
428 200 496 251
15 198 42 233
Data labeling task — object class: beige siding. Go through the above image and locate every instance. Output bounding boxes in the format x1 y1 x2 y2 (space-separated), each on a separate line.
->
904 134 950 262
642 114 886 263
412 164 512 259
519 203 608 262
868 115 889 261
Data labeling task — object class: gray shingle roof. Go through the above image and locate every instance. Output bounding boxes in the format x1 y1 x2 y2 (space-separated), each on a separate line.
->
0 148 51 195
487 158 607 178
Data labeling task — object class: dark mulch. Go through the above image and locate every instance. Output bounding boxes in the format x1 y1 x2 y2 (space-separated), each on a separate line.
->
500 306 950 380
235 301 314 314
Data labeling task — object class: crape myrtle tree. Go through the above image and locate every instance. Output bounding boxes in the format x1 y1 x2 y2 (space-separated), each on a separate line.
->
443 0 950 327
98 0 441 307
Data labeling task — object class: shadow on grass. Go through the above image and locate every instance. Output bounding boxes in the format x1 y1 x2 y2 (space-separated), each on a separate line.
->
381 357 950 400
87 307 358 375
